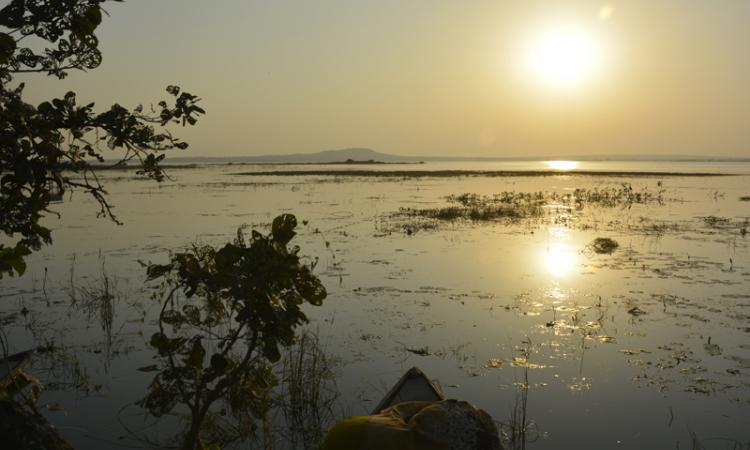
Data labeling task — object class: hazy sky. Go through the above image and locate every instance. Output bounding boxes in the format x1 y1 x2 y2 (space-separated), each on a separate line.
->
21 0 750 158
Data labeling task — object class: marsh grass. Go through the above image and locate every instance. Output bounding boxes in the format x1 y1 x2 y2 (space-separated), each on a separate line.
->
68 256 119 369
274 331 340 450
395 185 666 229
500 338 539 450
400 192 547 223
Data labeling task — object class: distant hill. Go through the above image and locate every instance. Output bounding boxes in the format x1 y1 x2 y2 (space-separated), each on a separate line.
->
159 148 750 165
167 148 421 164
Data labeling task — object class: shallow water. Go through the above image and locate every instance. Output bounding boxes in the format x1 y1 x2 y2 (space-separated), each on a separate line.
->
1 162 749 449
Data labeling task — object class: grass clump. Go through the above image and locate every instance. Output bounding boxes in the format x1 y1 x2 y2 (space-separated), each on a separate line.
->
589 237 619 254
401 192 547 223
276 331 340 450
569 183 664 207
391 184 668 235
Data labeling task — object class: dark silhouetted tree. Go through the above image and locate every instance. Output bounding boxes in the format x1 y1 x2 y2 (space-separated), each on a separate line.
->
140 214 327 450
0 0 204 278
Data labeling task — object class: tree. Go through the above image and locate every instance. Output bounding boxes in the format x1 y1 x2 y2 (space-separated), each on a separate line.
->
0 0 204 278
139 214 327 450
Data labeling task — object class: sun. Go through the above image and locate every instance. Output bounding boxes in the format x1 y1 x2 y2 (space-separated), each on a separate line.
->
525 25 602 89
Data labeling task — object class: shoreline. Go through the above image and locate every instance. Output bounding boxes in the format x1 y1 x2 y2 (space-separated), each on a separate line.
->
231 169 734 177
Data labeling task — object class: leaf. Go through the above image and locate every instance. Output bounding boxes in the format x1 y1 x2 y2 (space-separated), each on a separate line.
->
210 353 229 374
137 365 160 372
149 333 168 351
85 6 103 29
146 263 173 280
0 32 16 64
161 309 184 327
262 341 281 363
185 339 205 369
271 214 297 245
183 304 200 324
0 2 24 28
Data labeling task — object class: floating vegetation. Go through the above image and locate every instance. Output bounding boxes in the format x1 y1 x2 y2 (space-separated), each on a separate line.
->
399 192 547 223
509 357 547 370
484 358 503 369
405 346 431 356
570 184 665 207
701 215 732 228
588 237 619 254
389 184 667 233
627 306 647 316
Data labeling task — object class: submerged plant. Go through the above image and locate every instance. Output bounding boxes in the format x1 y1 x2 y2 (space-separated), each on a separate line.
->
139 214 326 450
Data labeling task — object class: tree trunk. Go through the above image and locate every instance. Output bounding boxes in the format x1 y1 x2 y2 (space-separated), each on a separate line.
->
182 408 208 450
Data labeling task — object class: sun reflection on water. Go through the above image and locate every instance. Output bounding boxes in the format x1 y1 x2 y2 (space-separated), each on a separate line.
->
543 243 578 278
545 160 578 171
541 228 581 279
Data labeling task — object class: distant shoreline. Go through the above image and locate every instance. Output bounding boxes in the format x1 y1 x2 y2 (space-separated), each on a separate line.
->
231 169 732 177
86 160 424 170
84 164 735 177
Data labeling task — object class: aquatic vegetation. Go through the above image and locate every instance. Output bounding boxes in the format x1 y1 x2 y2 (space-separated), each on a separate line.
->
391 185 667 232
68 258 118 367
588 237 619 254
275 331 340 450
569 183 665 207
499 338 540 450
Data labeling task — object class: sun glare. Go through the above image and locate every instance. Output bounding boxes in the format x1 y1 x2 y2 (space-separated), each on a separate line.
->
542 243 579 278
545 160 578 171
525 25 602 89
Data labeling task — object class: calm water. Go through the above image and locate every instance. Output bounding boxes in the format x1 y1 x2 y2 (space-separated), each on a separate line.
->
1 160 749 449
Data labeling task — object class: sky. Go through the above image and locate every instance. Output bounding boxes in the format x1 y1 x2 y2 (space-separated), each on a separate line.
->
19 0 750 158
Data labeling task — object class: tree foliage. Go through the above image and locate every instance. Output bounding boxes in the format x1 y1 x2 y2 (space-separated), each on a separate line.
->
0 0 204 278
139 214 327 450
